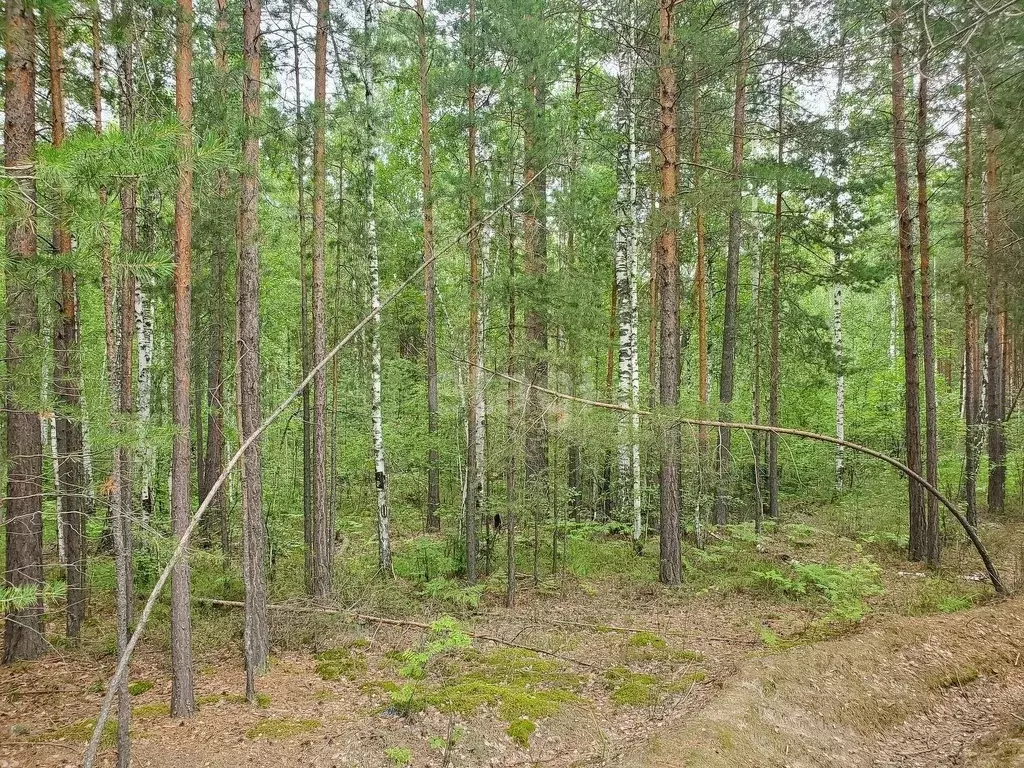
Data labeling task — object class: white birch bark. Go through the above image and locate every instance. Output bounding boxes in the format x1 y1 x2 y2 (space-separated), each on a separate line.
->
833 279 845 488
43 311 64 562
831 53 846 491
614 0 641 545
889 286 898 367
134 279 155 518
363 0 390 574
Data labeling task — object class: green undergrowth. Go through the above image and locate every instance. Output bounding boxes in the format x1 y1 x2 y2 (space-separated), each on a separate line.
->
604 666 707 707
368 617 583 741
315 646 368 681
624 631 703 663
245 717 321 739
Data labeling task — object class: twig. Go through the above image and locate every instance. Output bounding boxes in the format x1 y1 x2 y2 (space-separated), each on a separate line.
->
195 597 598 669
480 613 759 645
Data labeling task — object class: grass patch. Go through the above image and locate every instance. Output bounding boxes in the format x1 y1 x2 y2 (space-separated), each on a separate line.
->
40 717 116 747
245 717 321 740
128 680 154 696
315 647 367 681
604 666 705 707
928 665 981 690
133 702 170 719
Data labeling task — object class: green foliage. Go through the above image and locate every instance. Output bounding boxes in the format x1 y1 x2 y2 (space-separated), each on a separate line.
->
397 616 472 679
791 560 884 621
384 746 412 765
421 577 486 610
0 582 66 612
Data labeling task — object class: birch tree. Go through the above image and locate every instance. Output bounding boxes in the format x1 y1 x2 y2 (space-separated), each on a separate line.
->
362 0 392 574
613 0 641 548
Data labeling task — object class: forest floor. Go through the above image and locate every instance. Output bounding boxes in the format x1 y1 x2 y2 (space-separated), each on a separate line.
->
2 501 1023 768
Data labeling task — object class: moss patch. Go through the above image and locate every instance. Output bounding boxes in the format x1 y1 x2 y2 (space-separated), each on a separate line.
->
315 647 367 681
40 717 116 747
605 666 706 707
928 665 981 690
377 647 583 727
133 702 170 719
245 718 321 740
507 718 537 748
128 680 154 696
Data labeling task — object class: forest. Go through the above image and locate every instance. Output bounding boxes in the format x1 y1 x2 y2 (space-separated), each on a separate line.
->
2 0 1024 764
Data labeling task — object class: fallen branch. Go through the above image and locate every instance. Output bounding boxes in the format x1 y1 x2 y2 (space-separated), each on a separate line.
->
196 597 598 669
82 166 552 768
469 363 1008 597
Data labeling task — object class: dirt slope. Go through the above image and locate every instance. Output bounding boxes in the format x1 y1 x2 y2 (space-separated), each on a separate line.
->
633 600 1024 768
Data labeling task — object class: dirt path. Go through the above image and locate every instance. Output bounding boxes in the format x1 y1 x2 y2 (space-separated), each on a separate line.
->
631 599 1024 768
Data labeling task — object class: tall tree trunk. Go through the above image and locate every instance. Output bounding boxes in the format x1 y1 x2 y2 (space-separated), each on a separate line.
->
715 0 749 526
169 0 197 717
240 0 270 700
310 0 332 599
916 29 939 565
288 2 313 591
505 142 517 608
657 0 682 585
363 0 391 574
48 12 88 642
614 0 641 547
831 34 848 493
768 56 784 521
890 0 926 560
523 42 549 568
201 0 230 556
983 119 1006 514
417 0 441 534
465 0 481 581
962 52 981 527
3 0 45 664
692 66 708 540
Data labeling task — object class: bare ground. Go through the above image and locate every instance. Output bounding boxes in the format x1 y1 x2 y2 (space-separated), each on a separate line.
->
2 523 1022 768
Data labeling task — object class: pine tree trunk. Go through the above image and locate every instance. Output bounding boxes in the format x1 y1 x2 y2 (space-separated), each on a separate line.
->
890 0 926 560
657 0 682 585
962 53 981 528
288 2 313 592
3 0 45 664
363 0 391 575
465 0 482 582
417 0 441 534
310 0 332 599
768 57 784 522
715 0 749 526
983 120 1006 514
240 0 270 699
916 30 939 565
47 14 88 642
169 0 197 716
